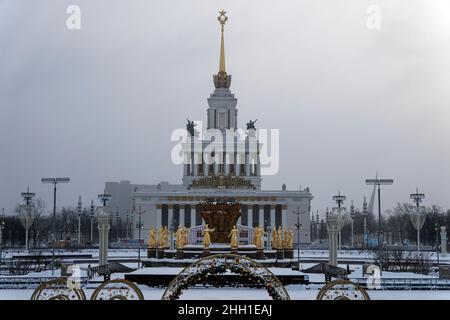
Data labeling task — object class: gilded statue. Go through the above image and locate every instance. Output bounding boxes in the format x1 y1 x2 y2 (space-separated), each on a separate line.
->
159 225 169 248
271 227 278 249
276 226 283 249
175 226 184 249
254 226 265 250
157 226 165 248
202 224 215 248
147 226 157 249
228 225 239 249
181 226 189 247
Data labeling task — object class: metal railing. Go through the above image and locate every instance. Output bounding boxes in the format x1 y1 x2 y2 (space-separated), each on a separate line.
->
351 277 450 290
0 276 89 289
87 264 110 280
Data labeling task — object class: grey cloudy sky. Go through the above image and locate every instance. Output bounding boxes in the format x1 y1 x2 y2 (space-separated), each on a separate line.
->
1 0 449 216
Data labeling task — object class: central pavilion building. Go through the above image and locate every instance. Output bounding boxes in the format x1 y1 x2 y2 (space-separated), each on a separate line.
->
105 12 313 246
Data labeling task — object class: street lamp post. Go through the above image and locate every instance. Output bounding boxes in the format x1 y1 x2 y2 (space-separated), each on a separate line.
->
365 178 394 251
89 200 95 244
434 223 440 266
350 200 355 248
77 196 82 245
115 207 120 242
332 191 346 250
20 188 36 251
125 211 130 239
293 207 304 268
97 193 111 207
0 220 5 267
136 206 144 269
362 197 368 249
41 177 70 275
410 188 425 253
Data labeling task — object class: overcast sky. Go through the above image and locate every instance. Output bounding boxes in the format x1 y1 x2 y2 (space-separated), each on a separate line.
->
1 0 449 217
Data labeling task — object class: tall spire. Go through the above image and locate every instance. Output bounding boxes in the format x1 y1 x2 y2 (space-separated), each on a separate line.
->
218 9 227 73
213 10 232 89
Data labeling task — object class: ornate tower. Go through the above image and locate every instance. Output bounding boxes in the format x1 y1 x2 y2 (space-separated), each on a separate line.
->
207 10 238 131
182 10 261 190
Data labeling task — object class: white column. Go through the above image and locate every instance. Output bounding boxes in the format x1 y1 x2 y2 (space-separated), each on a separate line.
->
179 205 185 227
245 154 250 176
156 206 162 228
97 209 110 266
256 151 261 177
248 206 253 228
270 206 275 229
236 153 241 176
259 206 264 228
203 161 208 176
225 153 230 175
327 216 339 267
193 154 198 176
168 207 173 229
282 207 288 228
191 208 196 227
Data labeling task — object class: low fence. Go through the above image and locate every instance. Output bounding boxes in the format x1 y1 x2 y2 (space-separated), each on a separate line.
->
352 277 450 290
0 276 89 289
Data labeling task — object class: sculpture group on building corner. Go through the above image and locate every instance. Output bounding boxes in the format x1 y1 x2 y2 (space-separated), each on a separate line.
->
186 118 196 137
246 119 257 130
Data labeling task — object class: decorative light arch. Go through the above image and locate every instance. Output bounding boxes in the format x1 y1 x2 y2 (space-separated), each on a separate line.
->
161 254 290 300
316 279 370 300
90 279 144 300
31 278 86 300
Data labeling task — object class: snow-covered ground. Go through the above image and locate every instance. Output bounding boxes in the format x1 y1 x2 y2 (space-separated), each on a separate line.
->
1 286 450 300
3 248 449 262
1 248 449 300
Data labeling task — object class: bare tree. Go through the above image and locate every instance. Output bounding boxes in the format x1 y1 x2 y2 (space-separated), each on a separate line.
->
388 203 410 245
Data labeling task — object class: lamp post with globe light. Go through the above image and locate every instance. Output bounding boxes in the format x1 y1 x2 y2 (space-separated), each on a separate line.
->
332 191 346 250
410 188 426 253
19 188 36 251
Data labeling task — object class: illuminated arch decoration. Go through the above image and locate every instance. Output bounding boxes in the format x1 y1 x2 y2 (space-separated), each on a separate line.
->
316 279 370 300
161 254 290 300
90 279 144 300
31 278 86 300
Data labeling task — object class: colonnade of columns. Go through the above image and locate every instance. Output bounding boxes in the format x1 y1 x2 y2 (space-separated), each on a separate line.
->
155 204 287 230
184 152 260 177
